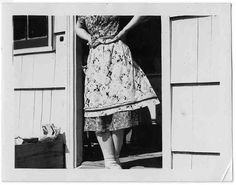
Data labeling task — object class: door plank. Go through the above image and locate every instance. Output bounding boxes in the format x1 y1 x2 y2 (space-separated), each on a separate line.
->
173 153 192 169
20 55 34 87
51 90 67 134
33 53 55 87
192 155 220 169
54 34 67 86
18 91 34 138
197 16 218 82
171 18 198 83
193 86 222 152
32 91 43 138
14 91 21 137
54 16 67 33
41 90 52 125
172 86 193 151
13 56 22 87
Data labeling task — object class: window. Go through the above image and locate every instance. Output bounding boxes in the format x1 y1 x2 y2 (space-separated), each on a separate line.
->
13 15 53 54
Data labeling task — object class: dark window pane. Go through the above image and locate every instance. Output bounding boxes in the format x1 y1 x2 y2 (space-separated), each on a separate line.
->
13 16 27 41
28 16 48 38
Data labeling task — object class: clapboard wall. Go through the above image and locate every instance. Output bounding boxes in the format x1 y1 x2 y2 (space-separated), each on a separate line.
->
14 16 68 139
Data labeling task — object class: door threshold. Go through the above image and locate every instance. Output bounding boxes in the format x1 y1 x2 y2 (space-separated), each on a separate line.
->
77 151 162 169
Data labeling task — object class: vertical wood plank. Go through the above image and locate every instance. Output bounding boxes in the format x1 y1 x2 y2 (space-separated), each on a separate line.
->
13 56 22 87
54 16 67 33
41 90 52 124
33 53 55 87
51 90 67 134
217 9 233 173
32 91 43 137
14 91 21 137
21 55 34 87
18 91 34 138
54 34 67 86
173 154 192 169
192 86 222 152
197 16 216 82
192 155 219 169
161 16 172 169
211 15 225 82
172 86 193 151
171 18 198 83
66 16 75 168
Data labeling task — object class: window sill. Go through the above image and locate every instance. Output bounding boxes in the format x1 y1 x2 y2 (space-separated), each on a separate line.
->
13 46 54 56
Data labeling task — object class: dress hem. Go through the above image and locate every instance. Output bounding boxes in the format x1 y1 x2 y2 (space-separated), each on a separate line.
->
84 97 160 117
84 122 139 132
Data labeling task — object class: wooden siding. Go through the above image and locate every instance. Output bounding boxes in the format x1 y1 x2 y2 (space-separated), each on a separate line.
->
13 17 68 141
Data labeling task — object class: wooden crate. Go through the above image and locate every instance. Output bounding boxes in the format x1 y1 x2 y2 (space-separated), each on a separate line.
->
15 134 65 168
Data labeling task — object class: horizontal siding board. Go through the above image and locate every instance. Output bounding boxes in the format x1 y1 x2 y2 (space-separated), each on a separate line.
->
14 87 66 91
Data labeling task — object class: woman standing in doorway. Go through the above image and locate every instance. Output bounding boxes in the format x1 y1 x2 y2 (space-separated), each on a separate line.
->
75 16 159 169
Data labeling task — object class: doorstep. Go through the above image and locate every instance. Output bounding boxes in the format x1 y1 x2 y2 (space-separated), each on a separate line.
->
77 152 162 169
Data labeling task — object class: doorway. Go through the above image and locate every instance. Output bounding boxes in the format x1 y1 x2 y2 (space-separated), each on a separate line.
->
75 16 162 169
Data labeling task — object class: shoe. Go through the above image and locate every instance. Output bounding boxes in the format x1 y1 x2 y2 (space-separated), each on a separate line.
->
105 161 122 169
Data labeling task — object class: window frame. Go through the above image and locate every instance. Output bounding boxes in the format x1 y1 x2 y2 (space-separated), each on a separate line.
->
13 16 54 55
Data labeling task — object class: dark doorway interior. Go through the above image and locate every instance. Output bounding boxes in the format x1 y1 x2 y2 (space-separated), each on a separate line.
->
76 16 162 168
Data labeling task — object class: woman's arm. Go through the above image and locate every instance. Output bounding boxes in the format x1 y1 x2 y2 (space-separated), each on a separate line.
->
120 16 143 34
75 20 92 44
105 16 143 44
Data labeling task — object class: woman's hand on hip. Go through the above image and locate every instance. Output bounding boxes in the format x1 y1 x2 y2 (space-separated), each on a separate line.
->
107 29 128 44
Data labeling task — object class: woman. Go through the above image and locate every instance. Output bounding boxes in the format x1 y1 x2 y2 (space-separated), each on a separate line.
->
75 16 160 169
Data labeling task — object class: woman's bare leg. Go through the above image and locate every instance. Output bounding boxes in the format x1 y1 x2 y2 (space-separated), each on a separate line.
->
111 129 125 166
96 131 121 169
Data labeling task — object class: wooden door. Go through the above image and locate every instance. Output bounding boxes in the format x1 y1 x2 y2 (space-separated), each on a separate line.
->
163 10 232 172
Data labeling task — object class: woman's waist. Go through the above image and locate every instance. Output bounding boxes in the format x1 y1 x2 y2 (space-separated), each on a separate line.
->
90 35 118 48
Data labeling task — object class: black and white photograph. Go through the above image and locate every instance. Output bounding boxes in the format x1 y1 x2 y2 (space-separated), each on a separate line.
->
1 2 233 182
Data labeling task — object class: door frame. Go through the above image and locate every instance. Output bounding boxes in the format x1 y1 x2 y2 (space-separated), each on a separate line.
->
71 4 232 177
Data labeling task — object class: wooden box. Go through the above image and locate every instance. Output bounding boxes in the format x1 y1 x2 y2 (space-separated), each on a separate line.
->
15 134 65 168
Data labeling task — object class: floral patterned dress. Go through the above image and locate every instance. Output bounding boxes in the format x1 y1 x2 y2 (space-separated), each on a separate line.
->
77 16 160 132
